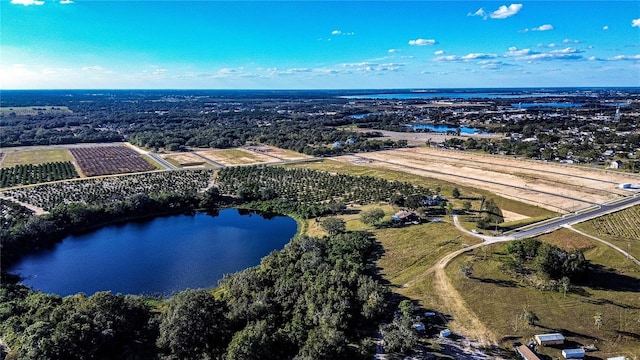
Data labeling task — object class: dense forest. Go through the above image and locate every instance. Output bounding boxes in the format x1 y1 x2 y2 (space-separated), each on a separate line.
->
0 166 437 359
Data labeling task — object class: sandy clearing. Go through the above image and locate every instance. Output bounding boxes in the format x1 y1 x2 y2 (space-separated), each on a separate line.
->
501 210 529 222
195 149 278 166
161 153 206 166
335 147 640 213
243 145 311 161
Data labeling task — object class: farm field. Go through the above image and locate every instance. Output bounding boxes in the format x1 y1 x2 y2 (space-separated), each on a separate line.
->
195 148 278 166
0 162 79 188
0 148 75 167
243 145 312 161
445 229 640 358
333 147 639 214
69 146 156 176
160 152 210 168
576 205 640 260
287 159 557 219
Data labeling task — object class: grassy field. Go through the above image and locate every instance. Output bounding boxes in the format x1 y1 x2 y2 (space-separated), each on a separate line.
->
1 149 75 167
445 229 640 358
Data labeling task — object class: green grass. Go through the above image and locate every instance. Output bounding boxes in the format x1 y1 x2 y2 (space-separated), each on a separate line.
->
375 220 481 287
1 149 75 167
445 231 640 357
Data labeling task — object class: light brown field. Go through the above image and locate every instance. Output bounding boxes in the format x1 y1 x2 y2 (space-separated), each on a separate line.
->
243 145 311 161
160 153 208 167
334 147 640 214
195 148 278 166
0 149 75 167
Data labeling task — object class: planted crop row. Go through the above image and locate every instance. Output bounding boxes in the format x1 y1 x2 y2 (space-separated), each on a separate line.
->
2 169 213 211
591 205 640 240
216 165 432 205
0 162 79 188
69 146 155 176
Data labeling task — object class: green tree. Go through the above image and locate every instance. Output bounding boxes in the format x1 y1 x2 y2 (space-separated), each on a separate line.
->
462 200 472 212
360 208 385 226
157 289 231 359
452 187 460 198
320 217 346 236
460 261 474 279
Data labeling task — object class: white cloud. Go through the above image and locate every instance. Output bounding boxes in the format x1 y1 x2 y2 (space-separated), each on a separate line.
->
602 25 609 30
434 50 445 55
409 38 437 46
82 66 104 71
563 38 579 44
608 54 640 61
632 18 640 28
388 49 400 53
504 46 583 61
490 4 523 19
331 30 354 36
435 53 498 62
11 0 45 5
59 0 73 4
468 8 488 19
533 24 553 31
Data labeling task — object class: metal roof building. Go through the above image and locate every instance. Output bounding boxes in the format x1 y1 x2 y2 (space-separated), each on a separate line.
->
534 333 565 346
515 344 541 360
562 348 585 359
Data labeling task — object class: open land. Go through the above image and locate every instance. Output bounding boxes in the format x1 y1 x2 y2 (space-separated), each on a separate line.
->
445 229 640 357
195 148 279 166
334 147 640 214
351 127 504 146
0 149 75 168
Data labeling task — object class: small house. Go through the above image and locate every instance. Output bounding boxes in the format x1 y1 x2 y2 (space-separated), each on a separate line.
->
412 322 425 331
439 329 451 337
515 344 541 360
534 333 565 346
562 348 585 359
392 210 421 224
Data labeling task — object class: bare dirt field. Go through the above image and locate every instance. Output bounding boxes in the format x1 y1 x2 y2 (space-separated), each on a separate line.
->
334 147 640 214
195 148 278 166
243 145 311 161
160 153 208 167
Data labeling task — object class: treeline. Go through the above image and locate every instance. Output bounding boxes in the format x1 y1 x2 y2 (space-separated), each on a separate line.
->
1 230 386 360
0 162 79 188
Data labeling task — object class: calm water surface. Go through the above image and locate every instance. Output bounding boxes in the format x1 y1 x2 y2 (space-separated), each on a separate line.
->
9 209 297 296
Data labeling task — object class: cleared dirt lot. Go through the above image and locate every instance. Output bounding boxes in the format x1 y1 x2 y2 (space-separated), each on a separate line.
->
335 147 640 213
195 148 278 166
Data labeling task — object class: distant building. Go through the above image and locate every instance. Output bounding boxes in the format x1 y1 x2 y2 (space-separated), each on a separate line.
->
439 329 451 337
609 160 623 169
534 333 565 346
562 348 585 359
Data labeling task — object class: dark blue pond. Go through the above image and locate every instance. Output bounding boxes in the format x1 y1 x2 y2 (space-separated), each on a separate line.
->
9 209 297 296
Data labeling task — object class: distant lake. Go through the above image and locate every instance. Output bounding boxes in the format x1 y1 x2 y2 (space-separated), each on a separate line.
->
9 209 297 296
413 124 483 134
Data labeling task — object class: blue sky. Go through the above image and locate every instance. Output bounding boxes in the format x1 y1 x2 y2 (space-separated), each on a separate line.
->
1 1 639 89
